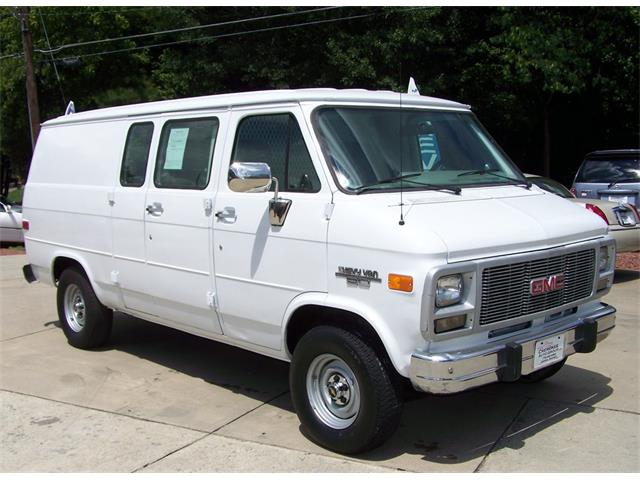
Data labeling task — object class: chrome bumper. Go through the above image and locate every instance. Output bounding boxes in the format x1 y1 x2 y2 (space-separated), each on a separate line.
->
410 303 616 394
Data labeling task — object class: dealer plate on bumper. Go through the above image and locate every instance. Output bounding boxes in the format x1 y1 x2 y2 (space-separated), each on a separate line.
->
533 334 565 370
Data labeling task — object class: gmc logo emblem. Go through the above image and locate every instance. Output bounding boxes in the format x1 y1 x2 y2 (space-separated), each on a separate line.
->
530 273 565 296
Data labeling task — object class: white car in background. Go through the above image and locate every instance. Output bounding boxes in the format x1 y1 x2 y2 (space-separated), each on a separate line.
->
0 200 24 244
526 174 640 253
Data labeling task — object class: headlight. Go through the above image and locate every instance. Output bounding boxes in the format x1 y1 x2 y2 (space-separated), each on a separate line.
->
598 246 610 272
436 274 463 307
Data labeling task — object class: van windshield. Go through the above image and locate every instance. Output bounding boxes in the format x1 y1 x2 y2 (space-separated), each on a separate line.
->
313 107 526 193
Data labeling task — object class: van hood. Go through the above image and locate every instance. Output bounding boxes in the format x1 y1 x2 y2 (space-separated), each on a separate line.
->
330 186 608 263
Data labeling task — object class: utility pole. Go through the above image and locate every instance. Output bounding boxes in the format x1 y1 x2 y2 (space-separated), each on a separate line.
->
19 7 41 151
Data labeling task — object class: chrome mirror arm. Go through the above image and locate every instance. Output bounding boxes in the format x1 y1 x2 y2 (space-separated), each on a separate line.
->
269 176 292 227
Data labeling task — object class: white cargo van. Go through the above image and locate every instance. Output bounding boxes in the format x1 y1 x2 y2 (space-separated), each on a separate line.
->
22 89 616 454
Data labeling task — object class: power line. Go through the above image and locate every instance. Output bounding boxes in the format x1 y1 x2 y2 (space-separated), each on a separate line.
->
36 6 161 17
1 6 426 63
38 9 66 107
0 6 341 60
34 6 341 55
52 10 379 63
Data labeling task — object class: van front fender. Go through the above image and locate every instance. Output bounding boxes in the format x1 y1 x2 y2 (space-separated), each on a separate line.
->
282 292 412 377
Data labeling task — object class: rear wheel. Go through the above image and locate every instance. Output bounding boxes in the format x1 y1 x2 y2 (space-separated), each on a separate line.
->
290 326 403 454
57 267 112 349
520 357 567 383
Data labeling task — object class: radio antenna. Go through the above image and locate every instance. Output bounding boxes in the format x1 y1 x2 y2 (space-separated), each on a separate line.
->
399 90 405 226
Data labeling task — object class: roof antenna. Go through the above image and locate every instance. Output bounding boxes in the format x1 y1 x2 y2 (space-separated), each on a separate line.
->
64 101 75 115
399 88 405 226
407 77 420 95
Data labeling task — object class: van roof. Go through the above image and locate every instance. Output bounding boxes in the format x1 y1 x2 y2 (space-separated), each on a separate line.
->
42 88 471 126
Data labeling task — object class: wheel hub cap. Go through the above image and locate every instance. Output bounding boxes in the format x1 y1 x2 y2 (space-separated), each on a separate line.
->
306 354 360 429
64 284 86 333
327 374 350 406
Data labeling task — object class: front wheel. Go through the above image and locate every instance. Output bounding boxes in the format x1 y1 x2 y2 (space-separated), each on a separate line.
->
289 326 403 454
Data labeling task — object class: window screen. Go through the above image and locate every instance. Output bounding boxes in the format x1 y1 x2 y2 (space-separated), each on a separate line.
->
418 133 441 170
155 117 219 190
120 122 154 187
231 114 320 193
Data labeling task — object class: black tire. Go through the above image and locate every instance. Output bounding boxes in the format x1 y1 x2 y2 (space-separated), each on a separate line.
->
519 357 567 383
289 326 403 454
56 267 112 349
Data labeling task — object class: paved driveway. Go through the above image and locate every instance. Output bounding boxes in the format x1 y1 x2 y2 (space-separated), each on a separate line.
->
1 254 638 472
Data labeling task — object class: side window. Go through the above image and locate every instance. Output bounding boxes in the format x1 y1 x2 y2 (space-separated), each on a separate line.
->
155 117 219 190
120 122 154 187
231 113 320 193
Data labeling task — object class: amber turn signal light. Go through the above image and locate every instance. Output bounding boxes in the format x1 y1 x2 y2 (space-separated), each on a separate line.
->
388 274 413 292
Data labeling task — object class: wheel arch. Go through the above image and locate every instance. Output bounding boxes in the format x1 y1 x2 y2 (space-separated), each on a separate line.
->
282 293 408 377
50 252 103 302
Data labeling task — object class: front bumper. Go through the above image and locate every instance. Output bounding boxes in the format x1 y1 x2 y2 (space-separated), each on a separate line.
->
410 302 616 394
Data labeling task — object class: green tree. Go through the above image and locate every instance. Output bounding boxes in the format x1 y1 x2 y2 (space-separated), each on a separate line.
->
0 6 637 182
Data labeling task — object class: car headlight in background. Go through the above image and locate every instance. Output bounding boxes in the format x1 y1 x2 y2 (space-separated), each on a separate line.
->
435 274 464 307
614 206 637 227
598 246 610 272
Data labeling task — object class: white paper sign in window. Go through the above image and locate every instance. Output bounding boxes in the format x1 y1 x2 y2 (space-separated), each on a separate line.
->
164 128 189 170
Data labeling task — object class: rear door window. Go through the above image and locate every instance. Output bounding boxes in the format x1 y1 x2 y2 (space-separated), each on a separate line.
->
576 158 639 183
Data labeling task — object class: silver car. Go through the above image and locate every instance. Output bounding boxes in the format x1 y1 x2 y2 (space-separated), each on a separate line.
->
0 200 23 244
571 149 639 207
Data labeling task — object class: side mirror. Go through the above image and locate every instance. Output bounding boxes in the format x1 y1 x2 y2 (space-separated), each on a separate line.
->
228 162 272 193
4 204 11 213
227 162 292 227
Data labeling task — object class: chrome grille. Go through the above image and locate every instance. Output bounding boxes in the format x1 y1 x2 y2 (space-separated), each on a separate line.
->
479 249 596 325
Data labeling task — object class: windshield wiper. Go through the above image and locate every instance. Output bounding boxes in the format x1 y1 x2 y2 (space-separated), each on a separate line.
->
608 177 639 188
353 172 461 195
353 172 421 194
457 168 532 189
400 179 461 195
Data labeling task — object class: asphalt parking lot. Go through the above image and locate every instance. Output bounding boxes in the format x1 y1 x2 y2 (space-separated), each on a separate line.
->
0 254 638 472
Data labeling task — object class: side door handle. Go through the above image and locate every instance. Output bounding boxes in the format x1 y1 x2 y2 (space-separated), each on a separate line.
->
215 206 236 222
146 202 164 215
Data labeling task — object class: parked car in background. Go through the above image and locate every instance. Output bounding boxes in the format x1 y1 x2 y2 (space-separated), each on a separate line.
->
0 199 24 244
527 174 640 253
572 149 639 206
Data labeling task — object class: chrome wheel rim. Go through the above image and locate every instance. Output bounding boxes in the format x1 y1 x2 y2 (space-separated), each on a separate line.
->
64 284 86 333
306 354 360 429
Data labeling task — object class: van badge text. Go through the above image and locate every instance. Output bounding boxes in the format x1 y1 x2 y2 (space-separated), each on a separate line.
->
335 266 381 288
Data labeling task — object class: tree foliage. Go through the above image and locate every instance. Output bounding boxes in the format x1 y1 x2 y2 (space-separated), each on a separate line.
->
0 6 638 184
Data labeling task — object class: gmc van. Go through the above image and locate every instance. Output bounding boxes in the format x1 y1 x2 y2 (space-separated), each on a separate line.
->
22 89 616 454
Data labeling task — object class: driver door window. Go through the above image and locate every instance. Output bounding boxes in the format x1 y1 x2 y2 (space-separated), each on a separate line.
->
231 113 320 193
